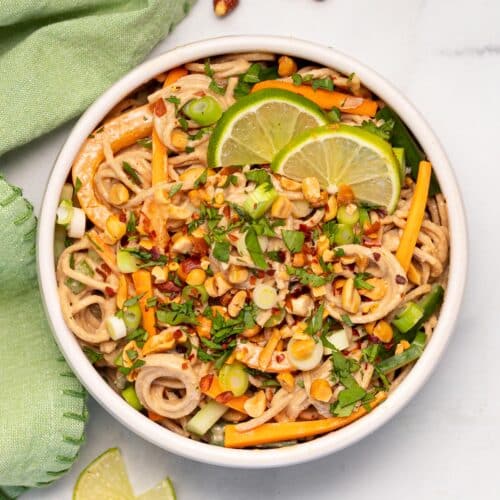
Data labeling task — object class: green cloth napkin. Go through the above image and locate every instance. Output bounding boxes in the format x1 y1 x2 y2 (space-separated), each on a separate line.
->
0 1 195 497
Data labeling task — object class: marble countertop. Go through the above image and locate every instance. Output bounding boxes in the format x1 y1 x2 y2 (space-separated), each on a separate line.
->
4 0 499 498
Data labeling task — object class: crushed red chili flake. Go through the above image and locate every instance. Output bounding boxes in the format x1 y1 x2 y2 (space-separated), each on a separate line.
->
215 391 234 404
173 330 183 339
156 281 181 293
223 205 231 218
227 233 238 242
395 274 407 285
266 269 276 276
249 275 256 285
372 252 381 261
182 362 189 370
118 212 126 223
154 99 166 116
95 268 107 280
363 238 381 247
192 237 209 255
276 353 285 363
188 353 195 361
101 263 111 274
105 287 116 297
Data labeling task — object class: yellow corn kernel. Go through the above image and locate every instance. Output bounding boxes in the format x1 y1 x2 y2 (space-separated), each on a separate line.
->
228 290 247 318
341 277 361 314
243 390 267 418
171 128 188 151
302 177 321 203
310 379 332 402
271 195 293 219
395 340 411 355
214 192 225 206
196 316 212 338
373 320 393 343
151 265 167 284
105 215 126 242
292 253 306 267
139 238 154 250
277 372 295 392
185 268 206 286
109 183 129 205
168 261 179 272
324 195 338 222
228 265 248 284
322 249 335 262
311 285 326 298
179 166 206 184
279 176 302 191
290 337 315 360
278 55 298 77
316 235 329 255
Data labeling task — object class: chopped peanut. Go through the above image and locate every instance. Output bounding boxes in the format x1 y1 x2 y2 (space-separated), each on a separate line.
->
373 320 393 343
324 195 338 221
271 195 293 218
228 290 247 317
341 277 361 314
279 176 302 191
171 128 188 151
278 56 298 77
151 265 167 284
105 215 126 243
395 340 411 355
302 177 321 203
243 390 267 418
228 265 248 284
277 372 295 392
292 253 306 267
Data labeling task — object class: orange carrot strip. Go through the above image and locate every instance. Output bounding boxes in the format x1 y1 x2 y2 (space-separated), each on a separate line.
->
202 376 248 414
224 391 387 448
251 80 378 117
116 275 128 309
163 67 188 88
132 270 156 337
395 161 432 271
148 410 164 422
86 229 116 268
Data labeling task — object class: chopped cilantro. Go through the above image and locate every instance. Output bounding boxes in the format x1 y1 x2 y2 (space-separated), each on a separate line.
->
245 227 267 269
341 314 354 327
74 177 82 193
244 168 271 185
194 169 208 188
122 162 141 185
169 183 183 197
282 229 305 254
157 300 197 326
204 58 214 77
286 266 329 287
354 272 374 290
209 79 226 95
136 138 152 149
291 73 303 86
83 346 103 364
126 211 136 234
311 77 334 91
327 107 342 123
123 293 145 308
213 240 230 263
360 119 395 141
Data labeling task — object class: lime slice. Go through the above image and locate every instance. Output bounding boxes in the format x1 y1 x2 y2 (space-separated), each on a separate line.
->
207 89 327 167
73 448 134 500
137 477 177 500
271 124 401 213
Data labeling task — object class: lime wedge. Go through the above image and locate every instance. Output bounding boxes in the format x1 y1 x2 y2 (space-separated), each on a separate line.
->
207 89 327 167
73 448 134 500
136 478 177 500
271 124 401 213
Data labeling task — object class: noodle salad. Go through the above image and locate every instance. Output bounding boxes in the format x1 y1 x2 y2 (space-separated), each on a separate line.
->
55 53 448 448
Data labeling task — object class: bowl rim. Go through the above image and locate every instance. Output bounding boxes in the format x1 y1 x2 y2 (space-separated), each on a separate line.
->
37 35 467 468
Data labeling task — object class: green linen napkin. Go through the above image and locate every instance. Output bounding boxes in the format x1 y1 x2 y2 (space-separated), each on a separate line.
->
0 1 195 497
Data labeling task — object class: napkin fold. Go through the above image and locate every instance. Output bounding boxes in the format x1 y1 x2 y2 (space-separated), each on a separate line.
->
0 1 195 497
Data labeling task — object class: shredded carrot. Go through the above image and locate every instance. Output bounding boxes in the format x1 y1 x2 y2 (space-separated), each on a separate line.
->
395 161 432 271
148 410 164 422
258 329 282 370
116 275 128 309
163 67 188 88
251 80 378 117
132 270 156 337
407 263 422 285
202 375 248 414
224 391 387 448
86 229 116 268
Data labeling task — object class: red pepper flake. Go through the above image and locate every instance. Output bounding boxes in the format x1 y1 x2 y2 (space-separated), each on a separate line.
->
173 330 183 339
256 270 266 279
118 212 126 223
395 274 407 285
223 205 231 218
181 362 189 370
249 276 256 285
276 353 285 363
156 281 181 293
188 353 195 361
105 287 116 297
192 237 209 255
154 99 166 117
215 391 234 404
364 221 381 237
266 269 276 276
101 263 111 275
352 328 360 338
227 233 238 242
364 238 381 247
150 246 161 260
372 252 381 261
149 230 157 240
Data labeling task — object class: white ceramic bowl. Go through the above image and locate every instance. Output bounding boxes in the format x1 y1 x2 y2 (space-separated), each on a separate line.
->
38 36 467 468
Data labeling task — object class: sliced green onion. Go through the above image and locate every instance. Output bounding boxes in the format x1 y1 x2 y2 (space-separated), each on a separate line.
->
182 285 209 303
121 385 143 411
334 224 354 245
392 301 424 333
252 284 278 310
218 361 249 397
183 96 223 126
242 182 278 219
65 259 94 294
105 315 127 340
60 183 74 202
56 199 73 225
117 249 139 273
186 400 228 436
418 284 444 323
123 303 142 332
358 208 370 228
337 204 360 225
207 422 226 446
54 225 67 262
377 332 426 374
67 207 86 238
264 307 286 327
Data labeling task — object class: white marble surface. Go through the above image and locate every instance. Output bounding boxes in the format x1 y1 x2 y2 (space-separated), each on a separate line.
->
3 0 498 498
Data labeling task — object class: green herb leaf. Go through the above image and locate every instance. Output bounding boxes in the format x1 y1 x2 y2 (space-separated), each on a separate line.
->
326 107 341 123
204 58 214 77
136 138 152 149
74 177 82 193
123 293 145 308
166 96 181 106
122 162 141 185
213 240 230 263
245 169 271 185
360 119 395 141
209 79 226 95
157 300 198 326
282 230 305 253
126 211 136 234
169 183 183 197
340 314 354 327
311 77 334 91
291 73 303 86
83 346 103 364
194 169 208 188
354 272 374 290
306 304 324 335
178 116 189 131
286 266 328 287
334 247 345 257
245 227 267 269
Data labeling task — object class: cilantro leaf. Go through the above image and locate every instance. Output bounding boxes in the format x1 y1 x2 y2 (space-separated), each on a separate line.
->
213 240 230 263
245 169 271 185
157 300 197 325
353 272 374 290
169 183 183 197
286 266 328 287
245 227 267 269
282 230 305 253
122 162 141 185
